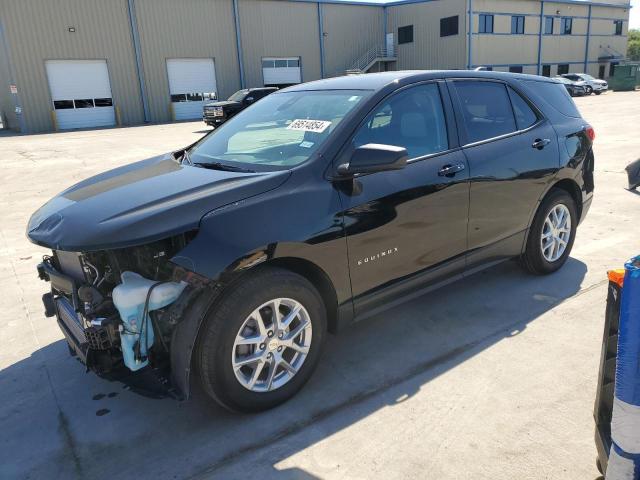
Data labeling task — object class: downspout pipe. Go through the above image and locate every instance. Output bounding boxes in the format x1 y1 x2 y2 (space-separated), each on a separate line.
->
467 0 473 69
127 0 150 123
584 4 592 74
537 1 544 75
232 0 246 89
318 2 325 78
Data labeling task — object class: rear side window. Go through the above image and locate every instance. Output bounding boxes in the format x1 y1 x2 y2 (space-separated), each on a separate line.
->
508 87 538 130
523 80 581 118
352 83 449 159
454 81 516 143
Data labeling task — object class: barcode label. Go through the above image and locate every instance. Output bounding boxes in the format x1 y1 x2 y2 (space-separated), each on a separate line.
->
287 119 332 133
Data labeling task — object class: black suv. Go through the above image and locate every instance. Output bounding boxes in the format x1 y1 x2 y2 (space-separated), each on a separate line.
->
203 87 277 127
28 71 594 412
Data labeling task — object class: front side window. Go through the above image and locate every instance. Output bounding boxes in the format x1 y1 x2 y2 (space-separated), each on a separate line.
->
614 20 623 36
544 16 554 34
440 16 459 37
352 83 449 159
454 81 517 144
561 17 572 35
511 16 525 34
190 90 369 170
479 14 494 33
398 25 414 44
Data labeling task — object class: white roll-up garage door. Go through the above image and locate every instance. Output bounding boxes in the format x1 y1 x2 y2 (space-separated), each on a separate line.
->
262 57 302 87
167 58 217 121
46 60 116 130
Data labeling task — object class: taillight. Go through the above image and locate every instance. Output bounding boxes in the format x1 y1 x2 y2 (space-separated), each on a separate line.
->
585 125 595 142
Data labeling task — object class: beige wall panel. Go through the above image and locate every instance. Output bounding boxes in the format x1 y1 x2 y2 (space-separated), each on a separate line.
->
322 4 384 77
135 0 240 123
238 0 321 88
474 36 539 66
0 28 17 130
543 2 589 18
387 0 467 70
0 0 143 132
474 0 539 15
588 35 628 61
590 18 627 36
541 36 588 63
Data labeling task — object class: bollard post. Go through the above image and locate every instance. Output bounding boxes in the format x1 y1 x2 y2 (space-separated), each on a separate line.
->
607 256 640 479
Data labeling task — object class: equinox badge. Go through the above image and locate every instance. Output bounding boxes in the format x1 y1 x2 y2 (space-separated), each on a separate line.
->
357 247 399 266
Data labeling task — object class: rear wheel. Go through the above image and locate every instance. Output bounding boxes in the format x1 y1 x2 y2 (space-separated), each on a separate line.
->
521 189 578 275
196 267 326 412
594 90 602 95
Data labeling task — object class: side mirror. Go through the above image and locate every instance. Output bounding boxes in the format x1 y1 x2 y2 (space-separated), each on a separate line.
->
338 144 408 176
245 96 254 103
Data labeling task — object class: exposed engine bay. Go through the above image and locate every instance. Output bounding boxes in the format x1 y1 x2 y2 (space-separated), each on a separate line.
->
38 231 206 397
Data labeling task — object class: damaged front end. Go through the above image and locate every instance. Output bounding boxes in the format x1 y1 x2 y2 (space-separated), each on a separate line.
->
38 232 211 399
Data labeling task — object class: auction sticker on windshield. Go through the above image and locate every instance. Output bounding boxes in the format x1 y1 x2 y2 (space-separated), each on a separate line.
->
287 119 332 133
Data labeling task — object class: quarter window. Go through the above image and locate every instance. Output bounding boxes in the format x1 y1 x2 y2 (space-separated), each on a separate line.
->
479 14 494 33
544 16 554 34
511 16 525 34
398 25 414 44
454 81 517 143
561 17 572 35
508 87 538 130
352 83 449 159
440 16 459 37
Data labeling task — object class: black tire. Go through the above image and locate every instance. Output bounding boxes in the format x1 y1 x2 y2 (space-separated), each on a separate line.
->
196 267 326 412
586 86 594 95
594 90 602 96
520 188 578 275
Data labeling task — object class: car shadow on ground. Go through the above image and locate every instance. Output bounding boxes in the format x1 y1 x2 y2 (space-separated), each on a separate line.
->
0 258 588 480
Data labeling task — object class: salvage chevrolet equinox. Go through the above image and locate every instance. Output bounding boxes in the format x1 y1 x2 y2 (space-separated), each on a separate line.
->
28 71 594 412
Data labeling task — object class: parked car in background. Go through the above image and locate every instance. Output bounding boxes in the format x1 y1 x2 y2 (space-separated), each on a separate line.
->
203 87 278 127
561 73 608 95
554 76 588 97
28 71 595 412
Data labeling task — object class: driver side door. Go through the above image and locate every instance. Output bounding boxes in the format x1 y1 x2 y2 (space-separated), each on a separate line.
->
336 82 470 316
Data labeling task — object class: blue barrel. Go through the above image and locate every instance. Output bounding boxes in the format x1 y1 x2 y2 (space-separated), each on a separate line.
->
607 256 640 479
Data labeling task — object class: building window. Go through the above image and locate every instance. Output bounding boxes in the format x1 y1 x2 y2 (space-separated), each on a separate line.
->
557 64 569 75
479 14 494 33
440 16 459 37
542 65 551 77
561 17 572 35
509 66 523 74
398 25 413 44
598 65 606 79
511 15 525 34
544 17 554 34
614 20 623 36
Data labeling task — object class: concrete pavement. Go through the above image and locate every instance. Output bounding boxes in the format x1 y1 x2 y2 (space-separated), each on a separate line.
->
1 91 639 479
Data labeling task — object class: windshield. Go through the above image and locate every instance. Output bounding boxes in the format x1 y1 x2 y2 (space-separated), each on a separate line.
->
190 90 370 171
228 90 248 102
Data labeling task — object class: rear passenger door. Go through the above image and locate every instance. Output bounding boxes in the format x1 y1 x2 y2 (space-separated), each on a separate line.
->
448 79 560 268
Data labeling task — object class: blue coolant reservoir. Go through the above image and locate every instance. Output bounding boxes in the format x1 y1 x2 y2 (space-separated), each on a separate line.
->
112 271 187 371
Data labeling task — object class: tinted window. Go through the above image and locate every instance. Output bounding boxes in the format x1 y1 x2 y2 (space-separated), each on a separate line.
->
74 99 94 108
544 16 554 34
398 25 413 44
94 98 113 107
509 66 523 74
542 65 551 77
353 83 448 159
454 81 517 143
557 64 569 75
561 17 572 35
440 16 459 37
508 87 538 130
614 20 623 36
53 100 74 110
511 16 525 34
523 80 581 118
479 14 493 33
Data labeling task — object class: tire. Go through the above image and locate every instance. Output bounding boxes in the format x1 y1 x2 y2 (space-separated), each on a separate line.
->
594 90 602 96
520 188 578 275
586 86 594 95
196 267 327 412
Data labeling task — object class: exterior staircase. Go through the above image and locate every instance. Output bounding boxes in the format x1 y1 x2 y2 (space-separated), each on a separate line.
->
341 45 397 76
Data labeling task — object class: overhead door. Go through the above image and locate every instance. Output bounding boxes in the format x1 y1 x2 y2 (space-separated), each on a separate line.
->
46 60 116 130
167 58 217 120
262 57 302 87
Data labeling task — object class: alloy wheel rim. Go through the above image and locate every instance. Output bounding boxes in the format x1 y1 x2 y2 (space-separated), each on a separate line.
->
541 204 571 263
232 298 312 392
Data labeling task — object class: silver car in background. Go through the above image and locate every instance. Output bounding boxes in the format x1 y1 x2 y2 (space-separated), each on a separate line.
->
561 73 608 95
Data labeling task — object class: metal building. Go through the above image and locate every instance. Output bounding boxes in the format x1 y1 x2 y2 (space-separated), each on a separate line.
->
0 0 631 133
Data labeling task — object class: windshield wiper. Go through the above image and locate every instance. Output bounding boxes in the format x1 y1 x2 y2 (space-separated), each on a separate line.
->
193 162 255 173
180 149 193 165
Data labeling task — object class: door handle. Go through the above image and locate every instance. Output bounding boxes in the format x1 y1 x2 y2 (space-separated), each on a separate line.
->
438 163 466 177
532 138 551 150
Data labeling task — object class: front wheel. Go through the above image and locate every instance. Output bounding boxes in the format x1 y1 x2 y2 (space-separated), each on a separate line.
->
594 90 602 96
586 86 594 95
196 267 326 412
520 189 578 275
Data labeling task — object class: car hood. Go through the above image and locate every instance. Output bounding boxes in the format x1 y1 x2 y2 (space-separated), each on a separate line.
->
27 154 290 251
205 100 240 108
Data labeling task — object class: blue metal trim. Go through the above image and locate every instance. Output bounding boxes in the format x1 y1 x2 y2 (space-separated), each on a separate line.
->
0 19 26 132
584 5 592 72
472 32 539 36
472 60 603 68
318 2 325 78
467 0 473 69
127 0 149 123
232 0 245 89
473 11 590 20
284 0 631 8
537 1 544 75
